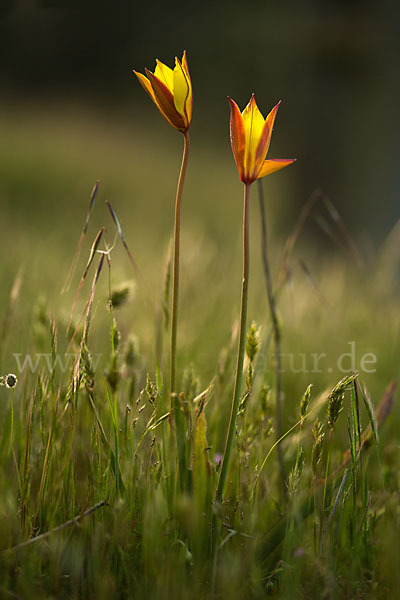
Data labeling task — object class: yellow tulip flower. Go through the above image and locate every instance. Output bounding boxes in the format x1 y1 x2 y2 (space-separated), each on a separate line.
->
228 94 295 184
133 51 192 132
134 52 193 490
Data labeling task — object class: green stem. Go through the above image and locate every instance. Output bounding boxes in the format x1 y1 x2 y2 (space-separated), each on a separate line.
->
170 129 190 492
211 182 251 590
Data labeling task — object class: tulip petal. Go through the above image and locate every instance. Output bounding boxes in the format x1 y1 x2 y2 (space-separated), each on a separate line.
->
253 101 281 178
181 51 193 125
242 95 265 142
257 158 296 179
133 71 156 103
242 95 266 179
182 50 190 79
146 69 186 131
228 97 246 182
154 60 174 93
173 57 190 124
263 102 281 158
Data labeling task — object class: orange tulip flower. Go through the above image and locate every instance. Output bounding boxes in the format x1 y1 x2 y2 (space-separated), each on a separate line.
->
228 94 295 184
213 96 296 573
133 51 192 133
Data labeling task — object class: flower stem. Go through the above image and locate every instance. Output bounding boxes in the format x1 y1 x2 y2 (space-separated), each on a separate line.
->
171 129 190 492
257 179 287 498
211 182 251 590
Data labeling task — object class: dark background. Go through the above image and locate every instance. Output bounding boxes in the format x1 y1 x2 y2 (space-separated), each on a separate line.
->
1 0 400 238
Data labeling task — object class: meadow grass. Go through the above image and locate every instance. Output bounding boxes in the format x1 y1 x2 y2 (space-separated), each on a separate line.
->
1 105 400 599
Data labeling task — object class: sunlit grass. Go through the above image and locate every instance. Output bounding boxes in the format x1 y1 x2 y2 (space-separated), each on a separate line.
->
0 104 399 599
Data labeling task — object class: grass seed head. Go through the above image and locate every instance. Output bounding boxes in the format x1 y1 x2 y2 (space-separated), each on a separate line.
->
259 384 271 413
327 392 344 430
110 281 135 309
246 321 259 363
330 373 358 396
80 344 95 393
312 417 324 441
300 384 312 418
288 445 304 496
145 374 159 405
326 374 358 430
312 436 324 475
106 355 120 394
246 362 254 391
124 337 136 369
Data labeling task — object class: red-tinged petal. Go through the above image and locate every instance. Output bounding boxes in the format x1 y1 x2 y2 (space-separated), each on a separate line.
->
181 50 190 78
257 158 296 179
180 52 193 125
228 97 246 182
253 101 281 177
173 56 190 126
263 102 281 156
146 69 186 131
133 71 156 103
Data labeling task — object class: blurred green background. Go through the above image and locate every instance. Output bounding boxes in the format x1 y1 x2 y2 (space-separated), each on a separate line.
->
1 0 399 233
1 0 400 406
